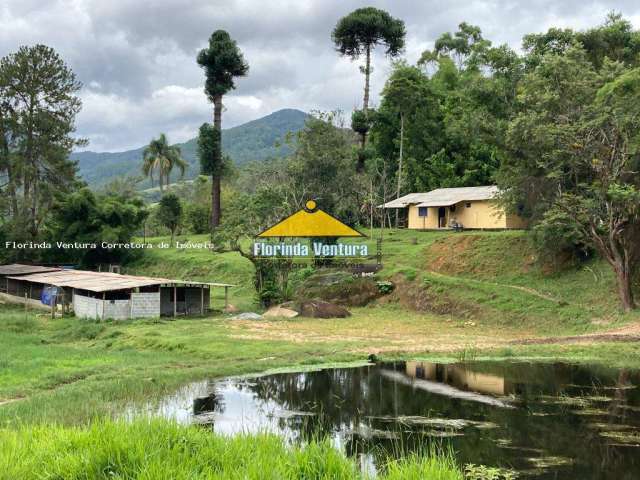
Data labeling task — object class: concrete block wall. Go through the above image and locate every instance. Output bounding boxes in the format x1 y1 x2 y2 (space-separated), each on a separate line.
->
73 293 104 320
103 300 131 320
131 292 160 318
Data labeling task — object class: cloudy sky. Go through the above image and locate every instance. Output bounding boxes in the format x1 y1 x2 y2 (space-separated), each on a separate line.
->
2 0 639 152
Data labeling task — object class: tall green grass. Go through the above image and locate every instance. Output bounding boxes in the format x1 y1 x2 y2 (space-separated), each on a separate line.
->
0 419 463 480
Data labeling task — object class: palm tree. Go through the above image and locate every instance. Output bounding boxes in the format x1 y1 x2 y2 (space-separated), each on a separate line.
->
142 134 187 192
197 30 248 229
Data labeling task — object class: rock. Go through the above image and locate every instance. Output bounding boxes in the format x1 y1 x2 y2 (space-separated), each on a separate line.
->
263 306 299 318
223 304 239 313
296 270 381 307
230 312 262 320
296 300 351 318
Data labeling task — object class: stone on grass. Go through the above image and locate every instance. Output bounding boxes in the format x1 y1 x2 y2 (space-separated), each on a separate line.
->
263 306 299 318
223 304 239 313
230 312 262 320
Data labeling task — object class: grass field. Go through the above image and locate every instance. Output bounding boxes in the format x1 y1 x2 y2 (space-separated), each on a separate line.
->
2 229 639 478
1 419 463 480
3 229 639 425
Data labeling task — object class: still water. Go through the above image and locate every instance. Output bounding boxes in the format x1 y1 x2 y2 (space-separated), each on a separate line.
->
131 361 640 479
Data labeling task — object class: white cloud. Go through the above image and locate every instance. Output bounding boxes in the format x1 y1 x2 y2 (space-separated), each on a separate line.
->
2 0 639 151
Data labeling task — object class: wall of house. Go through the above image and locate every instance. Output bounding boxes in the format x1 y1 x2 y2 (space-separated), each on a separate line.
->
130 292 160 318
448 200 506 229
407 205 440 229
407 200 526 229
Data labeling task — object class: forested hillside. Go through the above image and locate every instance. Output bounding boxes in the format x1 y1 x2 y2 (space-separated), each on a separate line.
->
70 109 308 187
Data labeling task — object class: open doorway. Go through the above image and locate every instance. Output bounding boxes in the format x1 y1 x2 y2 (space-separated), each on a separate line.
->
438 207 446 228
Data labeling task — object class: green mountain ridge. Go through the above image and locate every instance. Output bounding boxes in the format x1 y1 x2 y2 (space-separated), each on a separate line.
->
71 108 309 188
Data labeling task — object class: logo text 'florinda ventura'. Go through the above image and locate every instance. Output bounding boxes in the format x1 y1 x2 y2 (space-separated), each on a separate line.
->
253 242 368 257
253 200 369 258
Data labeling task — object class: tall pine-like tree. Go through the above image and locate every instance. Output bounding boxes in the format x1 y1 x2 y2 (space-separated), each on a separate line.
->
197 30 248 231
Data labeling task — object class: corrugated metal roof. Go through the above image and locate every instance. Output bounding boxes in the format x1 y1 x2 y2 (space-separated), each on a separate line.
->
7 270 169 292
0 264 62 276
381 186 499 208
5 269 230 293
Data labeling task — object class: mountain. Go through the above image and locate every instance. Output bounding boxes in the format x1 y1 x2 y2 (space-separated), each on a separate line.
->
71 108 309 188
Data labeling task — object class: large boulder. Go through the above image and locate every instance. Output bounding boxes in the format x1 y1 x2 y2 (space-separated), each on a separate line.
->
296 270 381 307
293 300 351 318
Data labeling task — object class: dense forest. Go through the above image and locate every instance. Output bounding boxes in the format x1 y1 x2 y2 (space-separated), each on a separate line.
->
1 11 639 309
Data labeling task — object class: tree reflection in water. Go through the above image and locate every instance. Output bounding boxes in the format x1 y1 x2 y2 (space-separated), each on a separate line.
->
186 361 640 479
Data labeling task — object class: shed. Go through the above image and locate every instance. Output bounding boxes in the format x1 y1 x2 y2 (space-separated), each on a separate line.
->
0 264 62 307
1 265 233 320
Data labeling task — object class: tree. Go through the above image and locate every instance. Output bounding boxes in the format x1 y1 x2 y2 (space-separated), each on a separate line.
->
500 46 640 311
560 68 640 311
332 7 405 146
196 123 230 237
288 112 359 222
0 44 84 242
197 30 248 230
371 25 520 198
377 63 435 226
46 188 148 266
433 22 491 70
523 13 640 70
156 193 182 244
141 133 187 192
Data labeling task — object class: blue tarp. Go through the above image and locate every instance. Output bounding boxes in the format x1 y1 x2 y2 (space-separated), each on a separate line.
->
41 286 59 306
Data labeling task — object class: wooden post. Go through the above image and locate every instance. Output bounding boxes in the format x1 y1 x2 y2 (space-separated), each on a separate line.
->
173 286 177 317
102 292 106 321
200 286 204 315
224 286 229 310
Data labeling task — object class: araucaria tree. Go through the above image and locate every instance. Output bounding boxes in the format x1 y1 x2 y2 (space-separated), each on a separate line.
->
142 133 187 192
332 7 405 147
0 44 84 242
197 30 248 230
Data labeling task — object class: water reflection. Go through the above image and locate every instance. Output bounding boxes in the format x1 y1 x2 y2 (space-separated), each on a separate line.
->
129 361 640 479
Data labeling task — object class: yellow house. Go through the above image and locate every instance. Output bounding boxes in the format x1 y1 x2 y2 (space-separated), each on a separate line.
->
381 186 526 230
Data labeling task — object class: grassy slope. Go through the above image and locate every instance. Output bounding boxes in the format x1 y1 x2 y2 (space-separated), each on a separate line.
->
420 232 638 333
129 229 638 334
1 420 462 480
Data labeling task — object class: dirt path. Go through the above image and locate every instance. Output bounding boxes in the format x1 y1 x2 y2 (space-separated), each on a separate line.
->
427 270 567 304
512 322 640 346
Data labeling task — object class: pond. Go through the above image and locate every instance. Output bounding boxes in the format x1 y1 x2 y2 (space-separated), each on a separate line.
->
130 360 640 479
